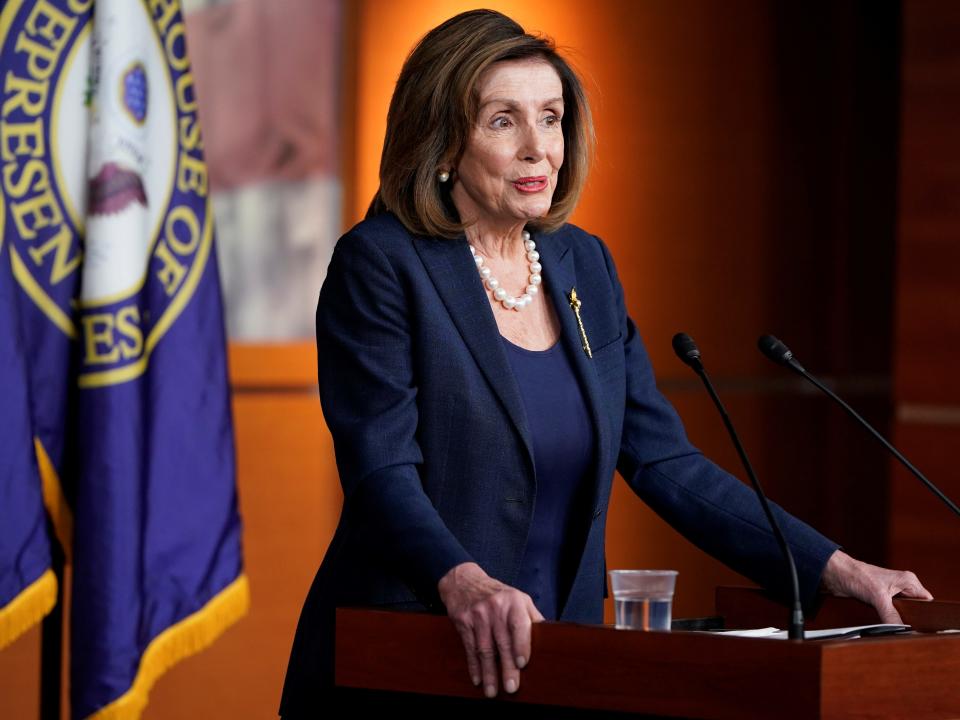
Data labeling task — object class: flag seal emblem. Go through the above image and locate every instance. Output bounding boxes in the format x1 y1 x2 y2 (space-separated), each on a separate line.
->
1 0 213 389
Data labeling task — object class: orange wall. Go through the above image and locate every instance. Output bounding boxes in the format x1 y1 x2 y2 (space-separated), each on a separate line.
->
352 1 781 363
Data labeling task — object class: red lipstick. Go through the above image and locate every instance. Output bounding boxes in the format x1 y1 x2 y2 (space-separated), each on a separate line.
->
512 176 548 193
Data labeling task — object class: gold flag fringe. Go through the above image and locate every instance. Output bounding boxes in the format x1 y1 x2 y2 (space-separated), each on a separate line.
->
0 568 57 650
87 574 250 719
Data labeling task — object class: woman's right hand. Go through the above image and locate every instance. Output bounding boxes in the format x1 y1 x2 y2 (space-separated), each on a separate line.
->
437 561 544 698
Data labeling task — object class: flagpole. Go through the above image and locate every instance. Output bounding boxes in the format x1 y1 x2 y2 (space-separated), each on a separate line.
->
40 530 64 720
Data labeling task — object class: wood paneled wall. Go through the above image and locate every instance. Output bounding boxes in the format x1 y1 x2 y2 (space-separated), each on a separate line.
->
889 0 960 598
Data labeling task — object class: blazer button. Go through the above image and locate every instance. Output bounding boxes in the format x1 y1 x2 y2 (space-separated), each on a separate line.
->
593 508 602 520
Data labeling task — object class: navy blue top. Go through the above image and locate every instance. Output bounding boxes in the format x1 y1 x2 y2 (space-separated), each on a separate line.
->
501 334 595 620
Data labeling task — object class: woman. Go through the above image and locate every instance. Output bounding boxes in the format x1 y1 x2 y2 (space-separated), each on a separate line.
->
281 9 930 715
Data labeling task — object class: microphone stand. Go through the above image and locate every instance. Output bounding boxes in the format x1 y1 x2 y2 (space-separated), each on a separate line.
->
673 333 805 639
757 334 960 519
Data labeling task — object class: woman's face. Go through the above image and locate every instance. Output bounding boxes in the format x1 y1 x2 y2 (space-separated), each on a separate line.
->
451 59 565 232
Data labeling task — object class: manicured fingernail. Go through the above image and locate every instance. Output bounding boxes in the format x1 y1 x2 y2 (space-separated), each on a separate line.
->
505 678 517 693
516 655 527 668
471 674 480 686
485 684 497 698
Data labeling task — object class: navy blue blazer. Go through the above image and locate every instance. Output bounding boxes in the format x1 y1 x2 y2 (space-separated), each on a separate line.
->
280 212 838 714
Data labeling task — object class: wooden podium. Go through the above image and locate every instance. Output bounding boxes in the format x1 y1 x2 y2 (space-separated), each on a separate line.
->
335 589 960 719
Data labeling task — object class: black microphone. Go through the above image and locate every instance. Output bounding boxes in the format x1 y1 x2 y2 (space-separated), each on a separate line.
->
757 334 804 371
672 333 805 640
672 332 703 372
758 334 960 519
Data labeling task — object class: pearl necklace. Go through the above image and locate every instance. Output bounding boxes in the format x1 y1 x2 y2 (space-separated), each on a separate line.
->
470 231 543 311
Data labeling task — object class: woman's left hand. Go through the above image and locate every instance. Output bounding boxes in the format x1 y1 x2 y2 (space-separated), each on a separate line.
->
820 549 933 624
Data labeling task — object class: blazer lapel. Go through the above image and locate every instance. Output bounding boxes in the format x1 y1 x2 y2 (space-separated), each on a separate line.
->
414 235 536 475
414 229 613 510
539 231 615 621
538 232 612 512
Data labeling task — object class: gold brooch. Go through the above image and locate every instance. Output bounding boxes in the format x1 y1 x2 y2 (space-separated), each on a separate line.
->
568 288 592 359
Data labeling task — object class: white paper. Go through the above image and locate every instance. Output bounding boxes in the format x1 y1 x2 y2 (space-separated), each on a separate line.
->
713 624 910 640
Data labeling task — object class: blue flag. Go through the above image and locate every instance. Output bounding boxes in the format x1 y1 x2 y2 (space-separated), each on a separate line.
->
0 1 249 716
0 229 57 651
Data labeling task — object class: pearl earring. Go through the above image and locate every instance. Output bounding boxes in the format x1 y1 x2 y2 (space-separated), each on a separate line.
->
438 169 450 183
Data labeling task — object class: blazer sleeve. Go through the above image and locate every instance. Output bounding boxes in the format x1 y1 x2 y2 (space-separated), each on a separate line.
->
595 236 839 611
316 230 473 603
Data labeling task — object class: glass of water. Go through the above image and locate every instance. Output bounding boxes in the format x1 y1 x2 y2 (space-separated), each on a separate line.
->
609 570 678 631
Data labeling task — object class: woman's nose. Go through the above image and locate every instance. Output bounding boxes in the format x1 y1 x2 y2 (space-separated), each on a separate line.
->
517 123 546 163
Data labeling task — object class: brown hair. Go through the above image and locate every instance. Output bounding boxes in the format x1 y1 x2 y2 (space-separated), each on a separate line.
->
367 9 594 237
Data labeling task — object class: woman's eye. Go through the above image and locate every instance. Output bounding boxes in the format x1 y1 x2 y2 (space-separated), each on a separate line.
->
491 116 511 129
544 114 562 127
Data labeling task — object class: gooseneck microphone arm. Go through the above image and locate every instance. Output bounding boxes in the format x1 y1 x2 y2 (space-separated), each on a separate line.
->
672 333 805 640
757 335 960 519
